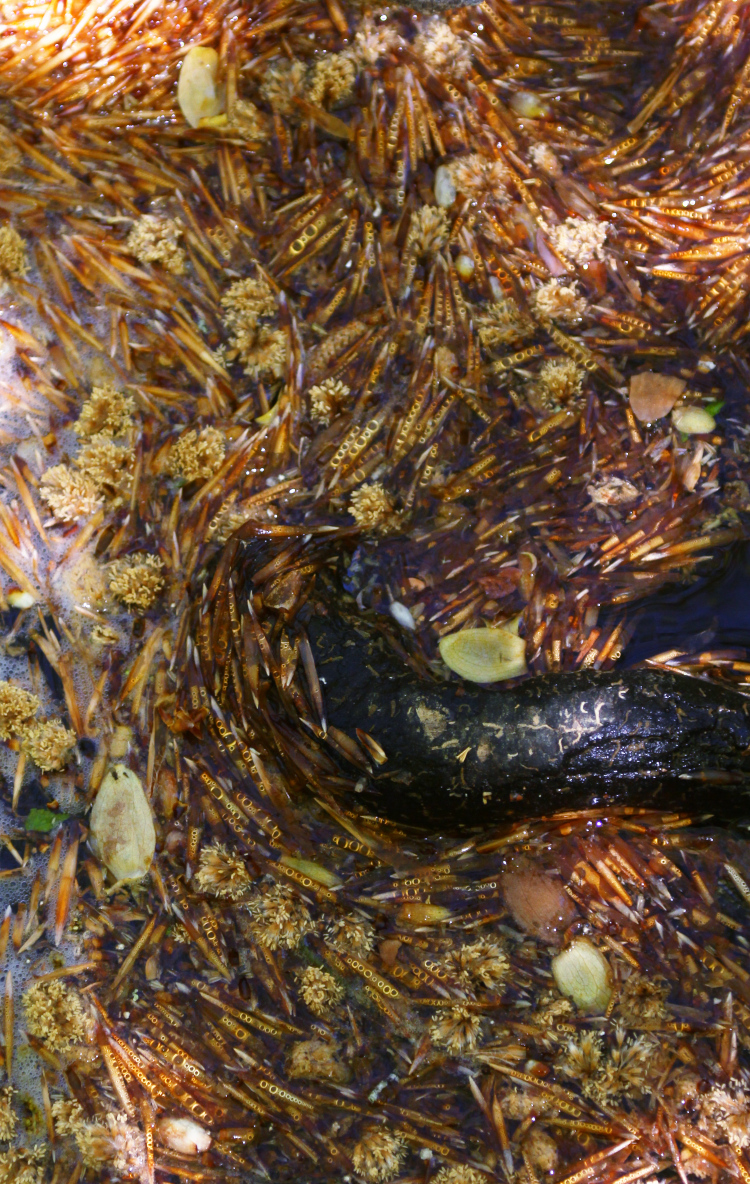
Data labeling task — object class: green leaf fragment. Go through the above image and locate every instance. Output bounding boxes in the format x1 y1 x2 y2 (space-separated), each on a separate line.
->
25 808 69 832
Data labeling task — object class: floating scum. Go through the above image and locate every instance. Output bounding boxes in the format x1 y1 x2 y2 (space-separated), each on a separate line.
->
0 0 748 1180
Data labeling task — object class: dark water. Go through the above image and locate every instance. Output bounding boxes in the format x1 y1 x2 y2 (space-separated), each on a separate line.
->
624 541 750 663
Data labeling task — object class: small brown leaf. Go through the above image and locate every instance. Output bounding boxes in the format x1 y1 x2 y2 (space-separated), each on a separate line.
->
629 372 686 422
379 938 401 967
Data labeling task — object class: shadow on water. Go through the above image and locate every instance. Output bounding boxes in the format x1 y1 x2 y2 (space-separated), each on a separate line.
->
623 540 750 665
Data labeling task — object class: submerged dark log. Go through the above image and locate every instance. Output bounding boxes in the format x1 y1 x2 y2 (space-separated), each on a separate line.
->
308 611 750 826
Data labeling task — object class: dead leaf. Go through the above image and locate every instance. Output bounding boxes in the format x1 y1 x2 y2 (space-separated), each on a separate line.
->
629 371 686 422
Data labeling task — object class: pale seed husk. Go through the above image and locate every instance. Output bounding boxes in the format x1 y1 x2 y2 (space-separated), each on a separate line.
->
157 1117 212 1155
438 624 526 683
89 763 156 883
178 47 224 129
551 937 612 1014
672 406 716 435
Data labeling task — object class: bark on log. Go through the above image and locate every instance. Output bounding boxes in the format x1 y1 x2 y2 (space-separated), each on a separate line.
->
308 611 750 826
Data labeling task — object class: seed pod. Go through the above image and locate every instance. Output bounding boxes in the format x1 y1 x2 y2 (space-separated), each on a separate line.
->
390 602 416 631
7 588 35 609
455 254 475 280
89 764 155 882
397 902 452 926
157 1116 212 1155
439 624 526 683
510 91 550 118
672 406 716 435
434 164 456 208
551 938 612 1014
281 857 342 888
178 47 224 128
679 444 704 491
